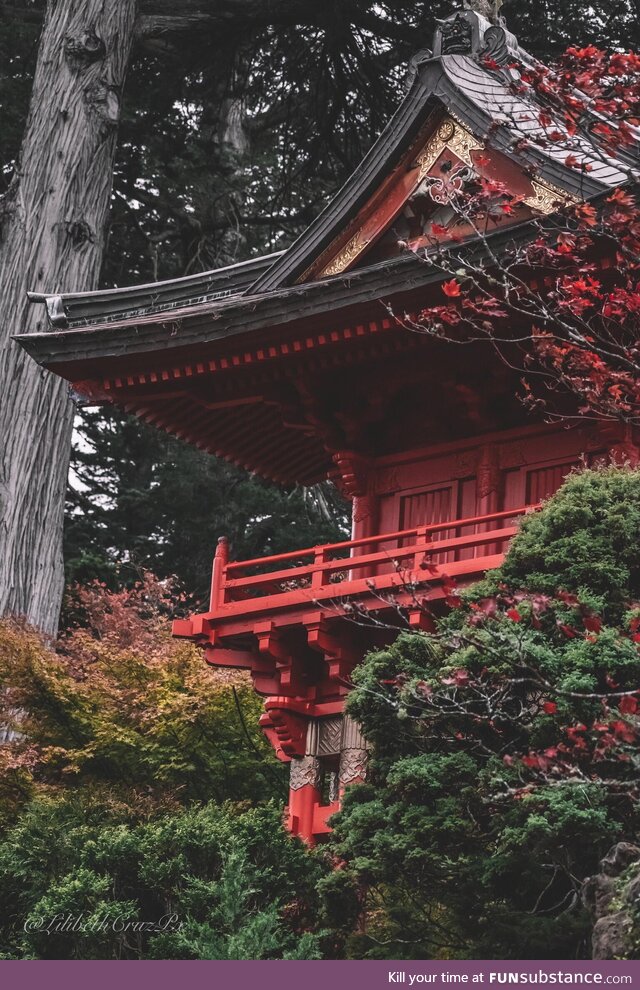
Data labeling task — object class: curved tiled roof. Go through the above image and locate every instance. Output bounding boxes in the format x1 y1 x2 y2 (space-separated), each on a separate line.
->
27 251 283 330
16 219 546 368
440 54 630 187
248 52 633 292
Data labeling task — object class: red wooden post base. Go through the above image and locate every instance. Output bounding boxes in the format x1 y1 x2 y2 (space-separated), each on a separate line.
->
287 783 323 846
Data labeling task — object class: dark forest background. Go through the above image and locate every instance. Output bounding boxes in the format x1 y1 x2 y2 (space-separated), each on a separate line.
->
2 0 638 602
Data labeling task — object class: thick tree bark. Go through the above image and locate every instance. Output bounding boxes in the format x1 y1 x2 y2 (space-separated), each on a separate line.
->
0 0 137 636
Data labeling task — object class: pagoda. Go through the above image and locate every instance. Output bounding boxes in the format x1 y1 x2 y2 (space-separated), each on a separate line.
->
17 4 637 845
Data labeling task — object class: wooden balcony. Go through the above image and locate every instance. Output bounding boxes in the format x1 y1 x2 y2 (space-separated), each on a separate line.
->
174 504 537 645
173 504 538 759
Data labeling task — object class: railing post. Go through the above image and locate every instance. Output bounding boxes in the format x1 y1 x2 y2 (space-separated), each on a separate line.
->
210 536 229 614
312 547 326 591
413 527 429 572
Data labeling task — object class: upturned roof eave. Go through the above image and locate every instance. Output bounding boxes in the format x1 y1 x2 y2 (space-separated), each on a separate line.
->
13 217 546 370
24 52 632 335
247 53 623 295
26 250 285 330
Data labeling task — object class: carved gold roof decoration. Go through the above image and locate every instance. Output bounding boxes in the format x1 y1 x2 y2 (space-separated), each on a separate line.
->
317 115 572 280
320 233 370 279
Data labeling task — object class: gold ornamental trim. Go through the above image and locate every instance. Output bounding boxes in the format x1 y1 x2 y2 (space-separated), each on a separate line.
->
415 117 481 181
526 177 574 213
418 116 572 215
314 114 573 281
320 232 369 278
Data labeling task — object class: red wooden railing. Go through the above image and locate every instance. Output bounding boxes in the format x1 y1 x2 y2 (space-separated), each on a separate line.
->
206 505 538 619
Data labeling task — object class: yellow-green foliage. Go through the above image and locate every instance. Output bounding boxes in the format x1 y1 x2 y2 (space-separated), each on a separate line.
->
0 575 284 823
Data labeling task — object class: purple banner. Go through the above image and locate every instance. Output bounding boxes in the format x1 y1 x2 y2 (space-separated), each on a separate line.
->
1 961 639 990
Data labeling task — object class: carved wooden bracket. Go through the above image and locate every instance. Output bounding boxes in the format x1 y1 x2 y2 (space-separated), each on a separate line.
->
339 748 368 785
254 621 305 695
260 704 308 761
331 450 372 498
306 617 358 681
339 716 369 785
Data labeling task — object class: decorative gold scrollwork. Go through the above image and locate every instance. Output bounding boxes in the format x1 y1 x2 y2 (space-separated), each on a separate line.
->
317 114 572 279
320 233 368 278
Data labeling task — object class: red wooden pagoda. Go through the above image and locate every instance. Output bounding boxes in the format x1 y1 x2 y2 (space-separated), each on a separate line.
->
18 4 638 844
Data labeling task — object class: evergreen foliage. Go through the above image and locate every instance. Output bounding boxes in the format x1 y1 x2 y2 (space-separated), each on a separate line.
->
496 467 640 625
323 468 640 960
0 799 323 960
65 408 348 598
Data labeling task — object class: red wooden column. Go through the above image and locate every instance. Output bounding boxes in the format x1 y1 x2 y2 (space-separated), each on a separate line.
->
333 451 380 585
332 452 377 541
287 755 322 845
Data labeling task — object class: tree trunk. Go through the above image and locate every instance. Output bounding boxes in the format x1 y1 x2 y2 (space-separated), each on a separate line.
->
0 0 137 636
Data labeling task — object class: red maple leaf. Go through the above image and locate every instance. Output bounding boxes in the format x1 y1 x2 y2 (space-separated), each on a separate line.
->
611 720 637 743
583 614 603 633
442 279 462 298
521 754 540 768
557 622 578 639
619 695 638 715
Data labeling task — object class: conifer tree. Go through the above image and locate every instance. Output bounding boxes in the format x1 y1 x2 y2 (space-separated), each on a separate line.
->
323 468 640 960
